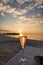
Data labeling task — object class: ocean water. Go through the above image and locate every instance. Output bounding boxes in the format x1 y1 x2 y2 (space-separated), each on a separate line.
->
8 34 43 41
27 34 43 41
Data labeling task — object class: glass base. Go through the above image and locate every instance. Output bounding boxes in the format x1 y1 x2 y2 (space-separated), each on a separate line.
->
19 57 28 65
20 58 27 62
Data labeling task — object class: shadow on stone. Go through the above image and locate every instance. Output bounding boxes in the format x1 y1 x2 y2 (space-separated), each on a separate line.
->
34 56 43 65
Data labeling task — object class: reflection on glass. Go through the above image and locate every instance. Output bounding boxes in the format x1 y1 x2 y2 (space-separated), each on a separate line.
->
19 33 27 63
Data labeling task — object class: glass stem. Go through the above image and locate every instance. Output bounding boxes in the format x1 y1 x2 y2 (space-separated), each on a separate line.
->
22 48 24 59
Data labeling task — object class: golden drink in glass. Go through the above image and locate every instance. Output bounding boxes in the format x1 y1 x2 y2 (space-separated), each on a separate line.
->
19 34 27 63
19 36 27 49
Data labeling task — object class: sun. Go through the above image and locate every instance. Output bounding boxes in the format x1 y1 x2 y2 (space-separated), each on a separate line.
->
20 33 23 36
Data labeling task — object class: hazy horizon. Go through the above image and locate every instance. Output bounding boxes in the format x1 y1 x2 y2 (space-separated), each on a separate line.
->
0 29 43 34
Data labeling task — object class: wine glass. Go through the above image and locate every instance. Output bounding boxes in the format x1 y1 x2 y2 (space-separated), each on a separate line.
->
19 33 27 63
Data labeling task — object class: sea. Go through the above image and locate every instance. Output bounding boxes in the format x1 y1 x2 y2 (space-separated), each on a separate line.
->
8 33 43 41
27 34 43 41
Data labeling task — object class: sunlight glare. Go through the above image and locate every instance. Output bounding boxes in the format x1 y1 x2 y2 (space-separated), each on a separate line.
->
20 33 23 36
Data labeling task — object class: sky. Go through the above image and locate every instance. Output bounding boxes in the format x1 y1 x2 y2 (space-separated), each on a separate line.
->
0 0 43 34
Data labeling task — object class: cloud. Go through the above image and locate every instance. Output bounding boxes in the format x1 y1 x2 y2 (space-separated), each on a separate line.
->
0 0 43 19
19 16 33 21
0 3 14 16
1 0 43 6
18 16 36 24
36 0 43 4
25 0 32 1
16 0 43 5
32 13 43 24
0 12 5 17
5 5 15 13
38 5 43 8
18 12 43 25
37 13 41 16
17 0 25 4
6 5 28 16
32 13 41 18
0 1 34 17
16 0 32 4
0 2 28 17
26 6 34 11
0 0 10 4
2 0 9 3
0 3 5 11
